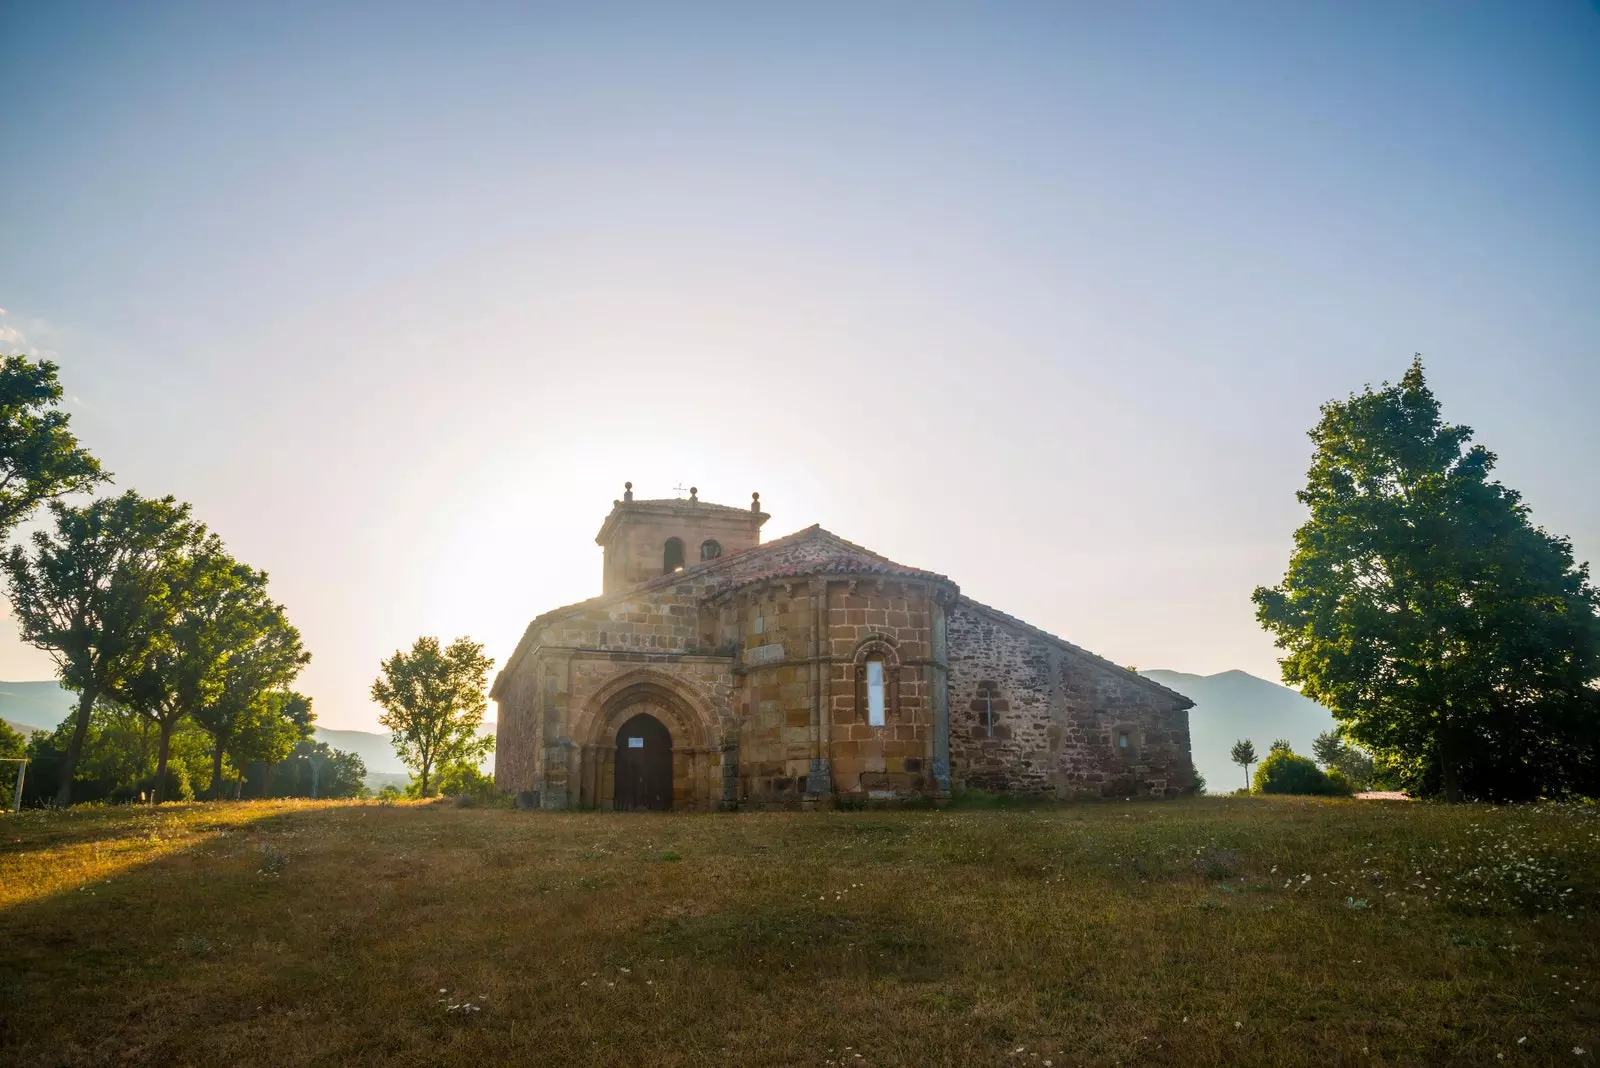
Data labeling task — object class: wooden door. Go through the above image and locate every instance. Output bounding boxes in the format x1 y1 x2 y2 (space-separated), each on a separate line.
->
614 712 673 811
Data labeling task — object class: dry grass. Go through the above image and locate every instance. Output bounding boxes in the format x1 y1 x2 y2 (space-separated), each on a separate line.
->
1 796 1596 1067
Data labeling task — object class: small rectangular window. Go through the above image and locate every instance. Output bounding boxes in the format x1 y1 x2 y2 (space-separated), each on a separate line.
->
1118 731 1130 749
628 737 644 749
867 660 886 727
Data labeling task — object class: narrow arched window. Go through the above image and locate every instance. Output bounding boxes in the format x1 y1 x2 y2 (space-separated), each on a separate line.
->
866 659 886 727
663 538 685 573
972 681 1006 737
700 539 722 561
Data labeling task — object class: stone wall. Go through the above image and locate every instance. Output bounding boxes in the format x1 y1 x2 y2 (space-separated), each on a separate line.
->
947 599 1195 798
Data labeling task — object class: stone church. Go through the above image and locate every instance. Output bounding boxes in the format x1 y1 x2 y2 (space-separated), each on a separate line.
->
491 487 1195 810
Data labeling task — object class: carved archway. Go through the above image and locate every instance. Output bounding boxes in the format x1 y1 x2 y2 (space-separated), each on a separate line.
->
571 668 722 810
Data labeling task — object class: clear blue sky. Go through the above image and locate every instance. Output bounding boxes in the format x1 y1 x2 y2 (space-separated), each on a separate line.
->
2 1 1596 730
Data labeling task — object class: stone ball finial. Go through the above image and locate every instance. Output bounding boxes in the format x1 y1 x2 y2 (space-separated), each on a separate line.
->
623 481 633 502
751 491 761 511
689 486 698 501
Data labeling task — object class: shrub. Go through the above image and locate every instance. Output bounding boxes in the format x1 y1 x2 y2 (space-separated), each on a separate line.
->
1324 768 1356 795
435 762 504 806
1252 750 1342 796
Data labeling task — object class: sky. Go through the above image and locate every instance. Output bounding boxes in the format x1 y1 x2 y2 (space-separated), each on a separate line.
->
1 1 1596 731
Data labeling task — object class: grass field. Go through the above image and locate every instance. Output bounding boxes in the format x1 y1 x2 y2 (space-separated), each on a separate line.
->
2 797 1596 1067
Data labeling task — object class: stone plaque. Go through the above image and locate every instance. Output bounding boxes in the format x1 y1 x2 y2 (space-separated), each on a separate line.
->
746 643 786 666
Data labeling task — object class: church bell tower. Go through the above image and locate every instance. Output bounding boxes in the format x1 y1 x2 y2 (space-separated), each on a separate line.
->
594 483 769 593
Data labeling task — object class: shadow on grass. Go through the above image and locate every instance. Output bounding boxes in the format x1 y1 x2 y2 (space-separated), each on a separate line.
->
640 903 953 982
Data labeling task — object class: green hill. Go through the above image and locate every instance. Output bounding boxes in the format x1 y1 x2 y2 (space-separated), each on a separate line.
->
1141 669 1337 792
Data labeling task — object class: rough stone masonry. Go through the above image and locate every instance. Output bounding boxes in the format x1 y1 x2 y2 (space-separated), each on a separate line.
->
491 485 1195 809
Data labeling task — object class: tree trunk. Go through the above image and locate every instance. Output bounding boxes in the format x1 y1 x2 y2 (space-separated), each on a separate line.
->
54 685 99 807
234 773 244 800
263 762 274 798
420 762 430 799
154 719 177 804
210 736 226 801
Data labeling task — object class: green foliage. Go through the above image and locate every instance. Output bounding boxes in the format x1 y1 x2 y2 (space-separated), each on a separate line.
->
1269 738 1293 754
1312 729 1376 791
1190 768 1207 796
0 719 26 809
187 567 309 798
272 740 366 799
371 636 494 798
1252 749 1344 796
18 702 217 805
0 354 107 534
434 760 498 803
3 492 198 804
1254 359 1600 801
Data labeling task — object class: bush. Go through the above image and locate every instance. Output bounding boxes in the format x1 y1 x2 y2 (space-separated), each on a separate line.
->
1252 750 1343 796
1324 768 1356 795
435 762 502 805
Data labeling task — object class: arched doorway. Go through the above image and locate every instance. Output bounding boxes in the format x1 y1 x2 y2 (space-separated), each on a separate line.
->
614 712 673 811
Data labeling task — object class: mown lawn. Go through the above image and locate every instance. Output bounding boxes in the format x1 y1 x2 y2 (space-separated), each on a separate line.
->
1 797 1596 1067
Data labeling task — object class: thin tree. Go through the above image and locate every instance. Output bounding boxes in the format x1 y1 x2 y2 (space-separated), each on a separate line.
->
371 636 494 798
1230 739 1258 791
1254 358 1600 801
2 493 195 805
1311 730 1346 769
0 354 108 533
190 572 308 799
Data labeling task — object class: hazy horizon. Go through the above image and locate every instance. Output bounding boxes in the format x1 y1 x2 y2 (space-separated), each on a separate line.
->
2 2 1595 730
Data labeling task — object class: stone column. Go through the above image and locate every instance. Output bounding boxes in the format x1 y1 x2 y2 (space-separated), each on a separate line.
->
721 740 740 809
806 578 831 796
930 595 951 793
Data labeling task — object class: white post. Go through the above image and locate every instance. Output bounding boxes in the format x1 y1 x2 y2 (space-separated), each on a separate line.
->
13 759 23 812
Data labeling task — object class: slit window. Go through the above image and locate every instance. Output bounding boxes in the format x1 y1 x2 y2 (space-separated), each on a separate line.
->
866 659 886 727
663 537 685 573
1118 731 1130 750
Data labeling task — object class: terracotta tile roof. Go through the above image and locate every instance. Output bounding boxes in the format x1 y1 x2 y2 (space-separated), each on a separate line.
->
705 554 954 599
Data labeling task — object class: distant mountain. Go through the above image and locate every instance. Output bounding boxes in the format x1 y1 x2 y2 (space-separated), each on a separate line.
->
0 681 78 735
1141 669 1336 793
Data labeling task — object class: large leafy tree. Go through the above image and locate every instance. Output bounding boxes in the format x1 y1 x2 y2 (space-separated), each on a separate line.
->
114 534 275 802
2 493 196 805
371 636 494 798
189 575 309 799
1254 359 1600 801
0 355 107 534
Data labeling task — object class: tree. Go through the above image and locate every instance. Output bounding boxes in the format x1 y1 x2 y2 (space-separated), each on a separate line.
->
0 354 108 535
1253 358 1600 801
1230 739 1258 790
278 740 365 799
114 532 264 803
1311 729 1375 791
1311 729 1346 769
188 570 309 799
0 719 26 810
2 493 196 805
1269 738 1293 755
235 692 314 797
371 636 494 798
